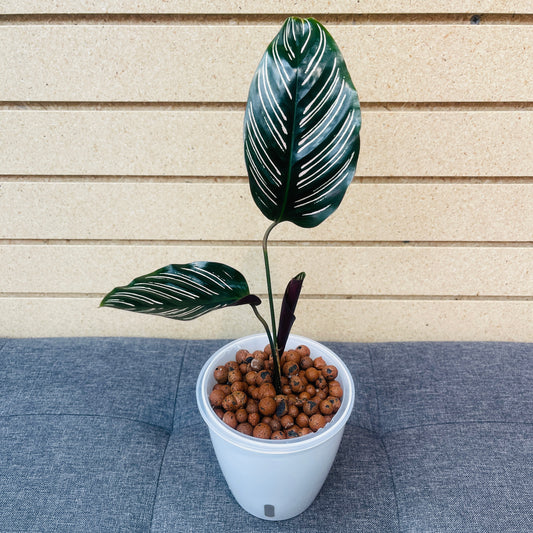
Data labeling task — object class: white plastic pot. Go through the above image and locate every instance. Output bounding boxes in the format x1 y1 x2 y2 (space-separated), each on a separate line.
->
196 333 355 521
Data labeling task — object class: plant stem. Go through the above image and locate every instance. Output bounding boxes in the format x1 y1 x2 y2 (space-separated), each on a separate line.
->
263 222 279 346
251 304 274 352
262 221 282 393
251 304 281 393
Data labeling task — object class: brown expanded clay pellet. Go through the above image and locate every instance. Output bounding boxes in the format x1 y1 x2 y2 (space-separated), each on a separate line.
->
209 344 343 440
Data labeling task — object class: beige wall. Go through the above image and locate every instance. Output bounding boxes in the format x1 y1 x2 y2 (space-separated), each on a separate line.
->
1 2 531 342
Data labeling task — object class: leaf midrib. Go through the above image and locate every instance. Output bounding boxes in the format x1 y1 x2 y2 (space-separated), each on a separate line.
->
277 22 303 225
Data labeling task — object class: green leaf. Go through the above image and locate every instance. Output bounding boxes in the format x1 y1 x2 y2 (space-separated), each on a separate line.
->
100 262 261 321
244 17 361 229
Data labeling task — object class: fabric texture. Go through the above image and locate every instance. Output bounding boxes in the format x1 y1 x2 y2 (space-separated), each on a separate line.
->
0 338 531 532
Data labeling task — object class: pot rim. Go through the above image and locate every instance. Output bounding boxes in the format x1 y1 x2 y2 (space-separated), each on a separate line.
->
196 333 355 454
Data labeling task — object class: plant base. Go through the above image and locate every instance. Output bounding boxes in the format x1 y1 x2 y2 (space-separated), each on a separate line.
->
196 334 355 520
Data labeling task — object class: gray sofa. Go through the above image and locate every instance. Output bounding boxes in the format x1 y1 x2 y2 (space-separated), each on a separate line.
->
1 337 531 532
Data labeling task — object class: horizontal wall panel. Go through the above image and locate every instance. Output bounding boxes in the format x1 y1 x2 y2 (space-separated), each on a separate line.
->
2 25 532 103
1 1 532 15
0 297 530 342
2 245 532 297
1 110 531 177
1 183 531 242
1 4 531 344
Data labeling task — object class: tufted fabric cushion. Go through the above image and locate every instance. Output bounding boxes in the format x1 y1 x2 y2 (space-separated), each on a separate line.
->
0 338 531 532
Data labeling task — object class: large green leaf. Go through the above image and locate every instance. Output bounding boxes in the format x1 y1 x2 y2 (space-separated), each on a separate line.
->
244 17 361 228
100 262 261 321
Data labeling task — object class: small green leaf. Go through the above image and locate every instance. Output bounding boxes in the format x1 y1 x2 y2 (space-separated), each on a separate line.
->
100 262 261 321
244 17 361 228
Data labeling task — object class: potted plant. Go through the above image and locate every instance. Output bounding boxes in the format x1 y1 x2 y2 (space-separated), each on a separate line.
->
101 16 361 520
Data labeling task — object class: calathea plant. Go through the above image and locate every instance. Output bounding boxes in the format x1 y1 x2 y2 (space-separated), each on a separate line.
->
101 17 361 394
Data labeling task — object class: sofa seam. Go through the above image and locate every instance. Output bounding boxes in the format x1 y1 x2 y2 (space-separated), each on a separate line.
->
0 338 9 355
148 339 188 533
379 435 403 533
368 345 402 533
367 345 383 437
0 412 171 433
169 341 186 435
381 420 533 437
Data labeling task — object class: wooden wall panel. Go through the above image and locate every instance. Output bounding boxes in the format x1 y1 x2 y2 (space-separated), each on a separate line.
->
2 25 531 103
1 111 531 177
2 244 532 297
1 1 532 15
0 7 531 342
0 298 531 342
1 183 531 242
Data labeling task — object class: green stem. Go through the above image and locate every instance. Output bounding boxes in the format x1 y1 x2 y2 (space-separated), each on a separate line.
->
251 304 281 393
263 222 278 347
262 221 282 393
251 304 274 352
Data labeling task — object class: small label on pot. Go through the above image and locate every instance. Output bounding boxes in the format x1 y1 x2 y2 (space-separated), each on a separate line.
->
264 504 275 517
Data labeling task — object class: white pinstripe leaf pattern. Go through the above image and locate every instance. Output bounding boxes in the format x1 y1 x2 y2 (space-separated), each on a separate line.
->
244 17 361 228
100 262 261 321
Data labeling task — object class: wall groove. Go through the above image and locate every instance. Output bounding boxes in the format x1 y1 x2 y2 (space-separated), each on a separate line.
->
2 176 533 184
2 103 533 111
1 5 531 340
1 239 532 247
1 294 531 302
2 14 533 25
